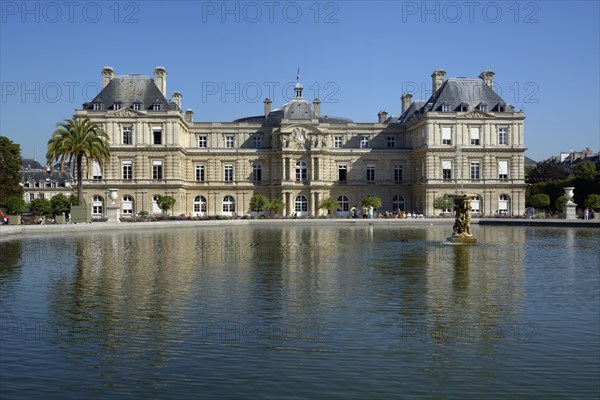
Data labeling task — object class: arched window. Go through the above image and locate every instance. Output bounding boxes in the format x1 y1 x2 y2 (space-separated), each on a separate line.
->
295 161 307 181
498 194 510 215
193 195 207 216
392 195 405 212
122 195 134 215
295 195 308 214
222 195 235 215
152 195 161 214
470 195 481 214
337 195 349 212
92 195 103 215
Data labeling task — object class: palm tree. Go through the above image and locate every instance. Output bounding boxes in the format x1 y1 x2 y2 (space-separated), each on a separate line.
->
47 118 110 206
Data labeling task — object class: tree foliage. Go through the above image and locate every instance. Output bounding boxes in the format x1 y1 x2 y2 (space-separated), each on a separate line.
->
573 160 597 181
555 195 567 210
584 194 600 211
433 196 454 211
51 194 72 214
30 197 51 215
361 195 382 209
4 196 26 214
249 194 268 212
47 118 110 206
0 136 24 206
318 197 341 217
528 193 550 209
526 162 569 184
156 195 176 215
264 199 285 215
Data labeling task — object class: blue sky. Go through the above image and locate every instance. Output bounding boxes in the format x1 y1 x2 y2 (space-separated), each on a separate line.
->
1 0 598 161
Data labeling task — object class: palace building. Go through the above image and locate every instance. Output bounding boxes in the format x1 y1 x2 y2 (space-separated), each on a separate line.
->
72 66 526 218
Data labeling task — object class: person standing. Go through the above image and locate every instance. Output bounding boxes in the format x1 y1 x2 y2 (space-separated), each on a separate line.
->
368 205 374 219
584 208 589 220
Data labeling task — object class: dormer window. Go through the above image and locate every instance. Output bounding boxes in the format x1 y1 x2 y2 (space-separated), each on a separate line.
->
131 103 141 111
478 104 488 112
441 104 451 112
498 105 505 112
92 102 103 110
152 104 161 111
460 103 468 112
114 103 122 110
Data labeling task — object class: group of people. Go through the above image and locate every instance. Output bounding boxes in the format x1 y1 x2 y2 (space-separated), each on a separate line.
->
349 206 424 219
350 205 375 219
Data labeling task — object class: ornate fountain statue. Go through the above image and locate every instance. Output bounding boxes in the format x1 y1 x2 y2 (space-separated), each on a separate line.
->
447 194 477 244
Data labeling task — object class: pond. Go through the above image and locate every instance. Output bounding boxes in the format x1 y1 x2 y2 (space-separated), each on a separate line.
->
1 224 599 399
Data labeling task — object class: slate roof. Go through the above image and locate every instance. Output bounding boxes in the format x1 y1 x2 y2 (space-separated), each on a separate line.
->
82 75 177 111
233 99 354 125
20 158 74 185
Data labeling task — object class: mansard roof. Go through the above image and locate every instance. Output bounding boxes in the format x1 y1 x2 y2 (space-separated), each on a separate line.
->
233 99 353 125
20 158 74 183
82 75 177 111
426 78 514 113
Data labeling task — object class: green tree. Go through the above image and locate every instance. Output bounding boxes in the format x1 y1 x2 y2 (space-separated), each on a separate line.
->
156 195 176 215
555 195 567 210
318 197 341 218
529 193 550 209
4 196 26 215
433 196 454 212
573 160 597 181
584 194 600 211
0 136 24 206
249 194 268 212
361 195 382 209
46 118 110 206
30 197 51 216
264 199 285 216
526 161 569 184
50 194 72 215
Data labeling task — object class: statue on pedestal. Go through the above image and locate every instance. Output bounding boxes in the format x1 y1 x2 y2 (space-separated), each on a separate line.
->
448 194 477 244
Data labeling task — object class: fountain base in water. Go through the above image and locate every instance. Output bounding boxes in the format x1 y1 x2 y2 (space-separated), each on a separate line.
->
448 194 477 244
446 235 477 244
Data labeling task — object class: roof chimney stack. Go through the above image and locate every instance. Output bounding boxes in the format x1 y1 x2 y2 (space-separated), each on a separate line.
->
479 69 495 88
431 69 446 93
313 98 321 116
264 98 272 116
154 66 167 96
378 110 388 123
172 91 182 110
401 92 413 114
101 66 115 88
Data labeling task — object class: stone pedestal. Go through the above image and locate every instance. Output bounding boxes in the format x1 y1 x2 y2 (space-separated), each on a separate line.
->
562 202 577 220
107 205 120 223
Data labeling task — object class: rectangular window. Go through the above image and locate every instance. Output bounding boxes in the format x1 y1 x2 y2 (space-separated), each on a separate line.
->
442 127 452 145
39 193 45 199
442 161 452 180
253 136 262 149
152 160 163 180
195 165 205 182
153 128 162 145
360 137 369 148
29 193 35 201
122 161 132 180
252 164 262 182
24 182 30 188
470 161 480 180
338 164 347 181
132 103 141 111
224 165 233 182
226 136 234 148
92 161 102 180
366 164 375 182
442 104 451 112
122 127 132 145
114 103 122 110
93 103 103 110
45 181 51 188
394 165 403 182
152 104 161 111
387 136 396 148
198 136 207 148
334 136 342 148
498 160 508 180
498 128 507 145
470 127 480 145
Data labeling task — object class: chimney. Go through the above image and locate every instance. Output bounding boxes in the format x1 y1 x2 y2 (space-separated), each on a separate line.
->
378 110 388 123
101 66 115 88
172 91 182 109
185 109 194 123
313 98 321 116
264 98 272 116
154 66 167 96
479 69 495 88
431 69 446 93
401 92 413 114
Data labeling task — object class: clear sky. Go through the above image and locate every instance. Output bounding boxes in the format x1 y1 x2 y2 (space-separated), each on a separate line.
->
1 0 599 162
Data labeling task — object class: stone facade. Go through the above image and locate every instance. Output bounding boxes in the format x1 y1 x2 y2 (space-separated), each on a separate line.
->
74 67 526 218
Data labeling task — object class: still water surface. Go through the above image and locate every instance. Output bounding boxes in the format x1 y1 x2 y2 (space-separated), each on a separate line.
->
1 224 599 399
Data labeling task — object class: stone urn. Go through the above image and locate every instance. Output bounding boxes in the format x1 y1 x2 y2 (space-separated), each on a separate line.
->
563 187 575 204
108 189 119 205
